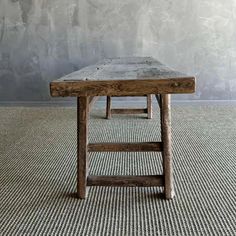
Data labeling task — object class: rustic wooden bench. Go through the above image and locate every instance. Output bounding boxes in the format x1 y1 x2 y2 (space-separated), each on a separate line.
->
50 57 195 200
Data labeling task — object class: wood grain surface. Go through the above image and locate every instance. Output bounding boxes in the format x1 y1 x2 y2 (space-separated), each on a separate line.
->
50 57 195 97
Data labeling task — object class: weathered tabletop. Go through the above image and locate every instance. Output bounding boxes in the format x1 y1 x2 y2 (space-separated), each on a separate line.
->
50 57 195 97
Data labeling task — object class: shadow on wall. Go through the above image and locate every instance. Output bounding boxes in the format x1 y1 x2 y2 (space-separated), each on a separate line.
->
0 0 236 101
0 51 48 101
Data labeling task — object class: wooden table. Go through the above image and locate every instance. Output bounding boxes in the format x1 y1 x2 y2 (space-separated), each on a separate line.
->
50 57 196 200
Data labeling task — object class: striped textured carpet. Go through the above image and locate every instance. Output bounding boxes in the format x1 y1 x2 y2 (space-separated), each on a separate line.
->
0 104 235 235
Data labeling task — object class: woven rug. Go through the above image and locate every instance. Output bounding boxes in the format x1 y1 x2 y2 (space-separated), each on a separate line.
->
0 104 235 235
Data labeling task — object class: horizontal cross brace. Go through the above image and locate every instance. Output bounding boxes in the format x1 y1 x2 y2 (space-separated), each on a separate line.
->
111 108 147 114
87 175 164 187
88 142 162 152
109 95 148 97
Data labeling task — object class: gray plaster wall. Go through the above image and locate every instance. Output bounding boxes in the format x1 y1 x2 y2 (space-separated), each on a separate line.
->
0 0 236 101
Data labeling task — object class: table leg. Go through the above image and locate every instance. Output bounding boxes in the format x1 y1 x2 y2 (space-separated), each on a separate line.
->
161 94 175 199
106 96 112 119
77 96 89 199
147 94 152 119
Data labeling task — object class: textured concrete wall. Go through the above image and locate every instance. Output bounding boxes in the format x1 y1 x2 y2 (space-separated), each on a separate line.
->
0 0 236 101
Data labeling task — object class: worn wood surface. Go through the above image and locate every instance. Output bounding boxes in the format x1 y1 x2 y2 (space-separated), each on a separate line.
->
88 142 162 152
51 78 195 97
50 57 194 200
87 175 164 187
106 96 111 119
106 95 152 119
50 57 195 97
111 108 148 114
110 95 148 97
161 94 174 199
147 94 152 119
77 97 89 199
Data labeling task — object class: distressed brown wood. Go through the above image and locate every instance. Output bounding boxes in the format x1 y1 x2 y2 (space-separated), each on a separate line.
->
106 96 111 119
50 78 195 97
87 175 164 187
161 94 174 199
111 108 148 114
88 142 162 152
77 96 89 199
50 57 196 200
50 57 196 97
111 95 148 97
147 94 152 119
106 95 152 118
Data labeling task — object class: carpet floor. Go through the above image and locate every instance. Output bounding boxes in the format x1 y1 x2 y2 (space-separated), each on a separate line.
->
0 104 235 235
